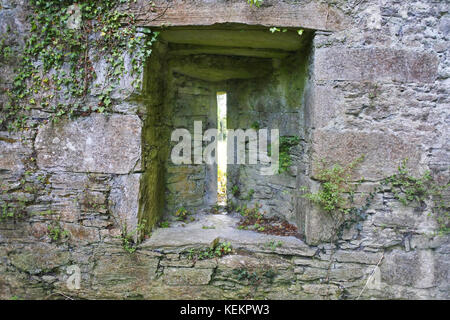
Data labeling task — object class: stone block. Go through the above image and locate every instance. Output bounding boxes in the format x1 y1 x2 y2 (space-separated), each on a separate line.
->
0 132 30 172
334 251 383 265
62 223 100 243
130 0 347 31
298 176 337 245
311 129 423 180
315 47 438 83
9 245 70 274
162 267 213 286
380 249 438 289
293 258 330 269
35 114 142 174
307 84 341 129
301 284 341 298
92 253 159 291
109 174 141 233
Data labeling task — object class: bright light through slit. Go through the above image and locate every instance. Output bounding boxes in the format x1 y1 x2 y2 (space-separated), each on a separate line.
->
217 92 227 206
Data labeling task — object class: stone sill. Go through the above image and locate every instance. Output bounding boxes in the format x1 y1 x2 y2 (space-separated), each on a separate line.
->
140 213 315 256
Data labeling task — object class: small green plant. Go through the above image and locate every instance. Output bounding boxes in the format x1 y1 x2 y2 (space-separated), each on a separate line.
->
159 220 170 228
269 27 288 33
264 240 283 251
278 136 300 174
216 241 233 256
119 220 146 253
174 207 193 222
233 268 259 282
244 189 255 201
211 203 221 214
247 0 263 7
231 185 240 197
0 37 13 61
1 203 16 220
303 157 449 237
47 223 69 242
238 203 263 219
302 156 365 215
384 160 433 205
256 224 265 232
225 200 237 212
1 197 28 221
250 121 260 130
232 267 277 288
383 159 449 234
185 241 232 260
269 27 280 33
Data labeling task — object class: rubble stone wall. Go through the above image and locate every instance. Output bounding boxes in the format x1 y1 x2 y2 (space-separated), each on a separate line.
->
0 0 448 299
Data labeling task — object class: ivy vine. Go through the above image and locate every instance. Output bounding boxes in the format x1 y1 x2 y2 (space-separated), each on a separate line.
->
1 0 158 131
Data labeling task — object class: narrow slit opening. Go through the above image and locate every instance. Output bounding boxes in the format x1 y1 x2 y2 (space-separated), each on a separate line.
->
217 92 227 206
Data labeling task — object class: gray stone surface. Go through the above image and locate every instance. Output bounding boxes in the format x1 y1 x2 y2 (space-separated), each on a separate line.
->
142 214 306 251
128 0 347 31
35 114 142 174
311 129 423 180
0 0 448 300
109 174 141 233
0 132 29 172
315 47 439 83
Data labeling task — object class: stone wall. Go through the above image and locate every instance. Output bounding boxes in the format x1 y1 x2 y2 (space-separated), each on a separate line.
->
226 48 310 224
0 0 449 300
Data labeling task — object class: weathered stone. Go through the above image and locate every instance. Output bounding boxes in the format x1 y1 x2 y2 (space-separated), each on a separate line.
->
35 114 142 174
0 132 29 172
334 251 383 265
161 267 213 286
297 268 327 281
61 223 100 243
169 44 291 59
329 264 368 281
91 50 144 99
315 47 439 83
161 29 306 51
0 0 449 301
301 284 342 298
311 129 423 180
143 214 305 251
306 84 341 129
218 254 290 271
144 284 224 300
293 258 330 269
92 253 159 290
170 55 273 82
129 0 347 31
109 174 141 234
380 250 439 289
160 258 195 267
66 4 81 29
298 175 337 245
9 245 70 274
372 202 436 231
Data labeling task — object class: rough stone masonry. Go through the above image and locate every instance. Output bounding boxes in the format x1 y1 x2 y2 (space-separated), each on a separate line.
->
0 0 449 299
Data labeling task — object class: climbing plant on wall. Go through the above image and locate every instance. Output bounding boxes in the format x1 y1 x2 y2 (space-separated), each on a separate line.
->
302 157 449 236
1 0 158 131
